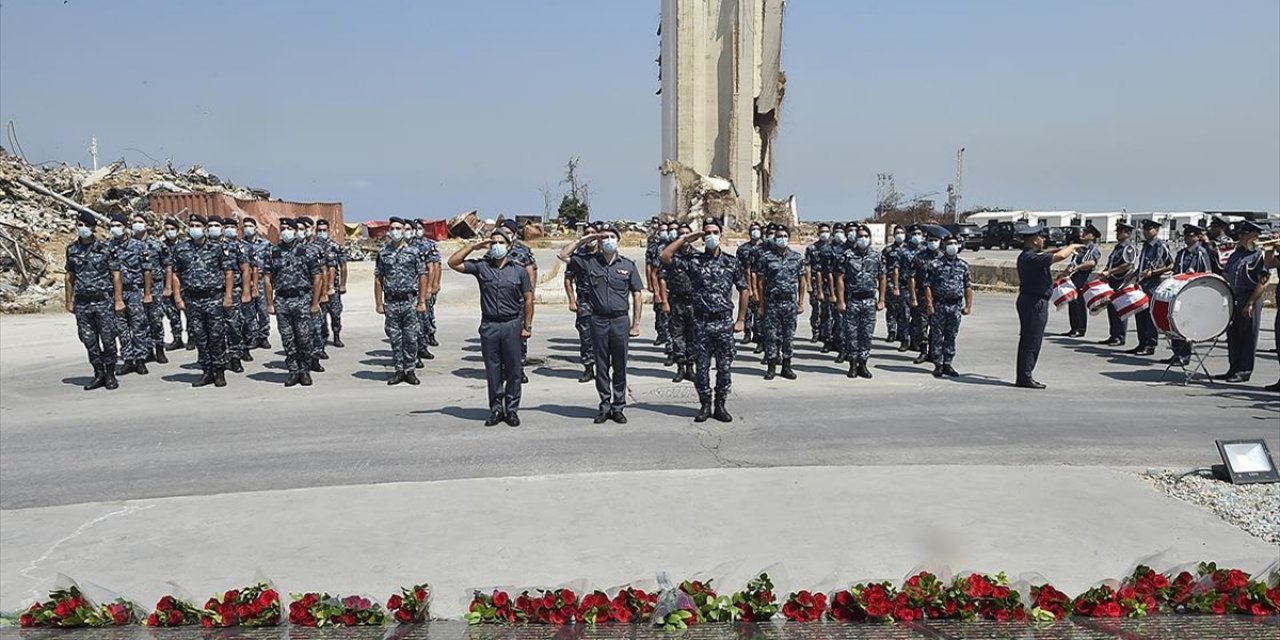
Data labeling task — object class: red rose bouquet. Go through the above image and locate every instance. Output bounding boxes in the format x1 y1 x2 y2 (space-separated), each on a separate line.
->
386 583 430 624
609 587 656 624
949 572 1026 621
19 586 135 628
849 581 900 622
144 595 202 627
1028 584 1073 621
288 593 387 627
199 583 280 627
515 588 580 625
680 579 734 623
781 590 827 622
901 571 950 619
1072 584 1125 618
1174 562 1279 616
731 573 779 622
575 590 613 624
826 589 864 622
466 590 522 625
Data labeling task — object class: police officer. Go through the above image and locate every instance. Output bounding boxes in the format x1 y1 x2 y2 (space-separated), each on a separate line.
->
1061 224 1102 337
375 217 428 386
212 216 252 373
908 226 943 365
1206 217 1234 272
240 216 270 351
412 218 442 362
661 218 748 423
1015 224 1082 389
646 221 672 346
1217 220 1271 383
159 217 186 351
264 218 324 387
502 219 537 383
829 225 854 363
737 221 766 347
1263 242 1279 392
560 226 644 423
65 211 119 390
924 231 974 378
660 223 697 382
817 223 845 354
293 216 329 369
805 223 831 343
835 223 885 378
314 218 348 349
756 225 807 380
449 230 535 427
894 225 924 353
1162 224 1213 367
1129 219 1173 356
132 213 169 365
107 212 152 376
881 224 906 342
1097 220 1137 347
172 214 236 387
564 222 600 383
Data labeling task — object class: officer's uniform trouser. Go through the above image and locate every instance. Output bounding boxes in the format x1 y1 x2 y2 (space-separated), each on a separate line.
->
384 297 419 373
844 296 877 363
694 313 736 403
1106 277 1128 342
668 297 695 364
591 313 631 412
1226 297 1263 375
75 298 118 368
185 292 227 371
117 289 150 361
1067 272 1090 335
1016 294 1048 383
480 317 524 414
762 298 797 363
575 303 593 365
162 292 183 340
930 300 964 366
276 293 315 374
224 289 245 359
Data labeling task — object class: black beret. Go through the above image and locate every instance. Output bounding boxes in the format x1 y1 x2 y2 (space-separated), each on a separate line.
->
279 218 297 230
315 218 330 227
502 219 518 232
295 216 313 227
388 216 406 225
925 225 947 239
188 214 207 225
1115 220 1134 231
832 223 846 231
892 224 905 232
1208 217 1228 228
163 217 181 228
77 211 98 227
1182 223 1204 234
1139 219 1162 229
241 216 256 225
701 217 723 230
206 215 224 225
775 225 791 235
817 222 831 230
1015 223 1046 236
109 212 128 225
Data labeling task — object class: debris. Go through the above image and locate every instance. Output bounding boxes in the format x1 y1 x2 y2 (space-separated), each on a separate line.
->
447 210 482 239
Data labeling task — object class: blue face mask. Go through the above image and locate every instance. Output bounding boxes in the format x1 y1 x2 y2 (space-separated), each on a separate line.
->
207 226 223 239
833 232 846 244
819 232 831 242
188 227 205 240
244 226 256 237
164 229 178 240
927 240 941 251
750 229 761 241
602 238 619 253
389 229 404 242
704 233 721 250
776 237 789 249
945 244 960 257
109 225 125 238
131 222 147 234
281 230 297 243
910 235 923 246
77 226 93 239
489 243 509 260
855 237 870 250
894 233 905 243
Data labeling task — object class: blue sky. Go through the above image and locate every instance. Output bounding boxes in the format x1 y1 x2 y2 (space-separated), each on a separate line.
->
2 0 1277 221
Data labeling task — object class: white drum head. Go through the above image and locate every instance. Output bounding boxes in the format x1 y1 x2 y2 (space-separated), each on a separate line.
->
1171 277 1231 342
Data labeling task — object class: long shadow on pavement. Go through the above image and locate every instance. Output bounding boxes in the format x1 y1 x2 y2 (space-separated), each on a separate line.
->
527 403 599 419
630 401 698 418
450 367 488 380
533 366 579 380
59 375 94 387
409 405 491 421
161 372 202 385
246 371 291 384
351 370 392 382
1100 369 1187 384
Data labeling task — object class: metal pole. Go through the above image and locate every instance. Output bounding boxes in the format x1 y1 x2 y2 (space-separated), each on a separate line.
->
90 136 98 171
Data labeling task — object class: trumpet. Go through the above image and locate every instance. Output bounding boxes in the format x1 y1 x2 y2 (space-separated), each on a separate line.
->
1256 236 1280 247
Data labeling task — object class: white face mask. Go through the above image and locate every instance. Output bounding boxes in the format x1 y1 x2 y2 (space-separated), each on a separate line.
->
318 230 329 240
243 226 257 237
910 235 923 245
188 227 205 240
164 229 178 240
750 229 761 241
602 238 619 253
280 230 297 243
833 232 846 244
945 244 960 257
109 225 125 238
855 236 870 250
207 226 223 239
704 233 721 250
389 229 404 242
776 237 789 249
819 232 830 241
131 222 147 234
77 225 94 239
927 240 941 251
894 233 905 243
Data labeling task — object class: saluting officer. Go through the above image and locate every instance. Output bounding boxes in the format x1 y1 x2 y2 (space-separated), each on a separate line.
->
1129 219 1173 356
1014 225 1082 389
560 226 644 424
375 217 428 386
107 212 153 376
264 218 324 387
660 223 697 382
661 218 748 423
1097 220 1137 347
449 229 535 427
172 215 236 388
1217 220 1271 384
924 230 974 378
756 225 807 380
564 222 600 383
1162 224 1213 367
835 224 886 379
65 211 120 390
501 220 537 383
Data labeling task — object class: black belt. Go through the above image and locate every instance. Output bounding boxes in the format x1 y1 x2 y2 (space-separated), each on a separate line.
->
121 285 139 292
482 314 521 323
74 291 109 303
276 288 309 298
385 291 415 302
695 310 732 321
595 311 628 319
1018 292 1050 301
846 291 876 301
936 296 963 304
184 288 221 300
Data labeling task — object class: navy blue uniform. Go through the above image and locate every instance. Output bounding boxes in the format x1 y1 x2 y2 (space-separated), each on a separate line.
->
463 258 533 415
736 240 765 343
1016 248 1054 384
108 235 152 363
1223 248 1269 377
839 246 884 365
376 242 425 373
646 240 670 343
757 246 805 364
567 245 598 366
661 248 696 366
881 241 905 340
1103 241 1137 343
1065 243 1101 335
925 254 970 367
66 238 118 371
1168 243 1213 360
804 239 828 339
1134 238 1173 349
894 243 922 349
571 252 644 412
265 240 321 375
172 239 234 373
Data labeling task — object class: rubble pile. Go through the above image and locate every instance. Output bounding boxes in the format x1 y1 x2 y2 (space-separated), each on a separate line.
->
0 147 267 313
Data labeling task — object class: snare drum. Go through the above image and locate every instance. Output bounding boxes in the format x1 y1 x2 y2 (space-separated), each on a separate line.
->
1082 280 1115 314
1051 277 1077 309
1111 284 1150 320
1152 272 1232 342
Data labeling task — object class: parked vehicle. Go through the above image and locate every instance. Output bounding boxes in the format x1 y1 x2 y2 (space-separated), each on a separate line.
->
1044 227 1067 248
944 223 983 251
982 221 1023 250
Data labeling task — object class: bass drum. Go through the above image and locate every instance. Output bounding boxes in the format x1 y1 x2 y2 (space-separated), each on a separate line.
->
1152 272 1232 342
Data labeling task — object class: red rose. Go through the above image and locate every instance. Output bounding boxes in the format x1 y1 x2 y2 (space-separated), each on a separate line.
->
19 614 35 627
387 594 403 610
237 604 252 620
146 613 160 626
395 609 412 623
834 590 853 607
993 609 1010 622
1211 597 1227 615
493 591 510 608
224 590 239 603
340 613 356 626
1251 603 1272 617
169 610 183 625
1106 602 1123 617
560 589 576 606
201 617 214 629
414 587 428 602
1151 574 1169 589
896 606 916 621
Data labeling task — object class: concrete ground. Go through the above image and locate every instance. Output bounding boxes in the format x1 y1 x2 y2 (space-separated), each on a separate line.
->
1 249 1277 618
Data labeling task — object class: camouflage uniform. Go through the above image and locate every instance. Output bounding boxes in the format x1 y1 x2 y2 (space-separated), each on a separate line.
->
736 239 764 342
756 246 805 363
413 236 440 353
840 246 884 364
881 240 905 340
646 239 670 343
376 241 425 373
924 254 970 366
909 247 939 354
220 237 249 362
160 237 184 342
681 250 746 404
568 244 597 366
172 239 234 373
245 235 272 344
264 240 320 374
828 240 853 357
660 248 696 365
804 239 828 340
142 235 169 353
507 240 537 362
894 243 921 349
815 241 841 346
109 234 152 362
307 238 333 358
66 238 118 370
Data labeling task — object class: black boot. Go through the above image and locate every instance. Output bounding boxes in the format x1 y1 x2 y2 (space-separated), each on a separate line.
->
241 350 253 362
943 364 960 378
847 361 857 379
857 361 873 379
780 358 796 380
834 351 846 364
135 359 149 375
185 340 196 351
285 373 300 387
228 358 244 374
258 337 272 350
663 353 676 367
213 368 227 387
166 337 184 351
694 400 712 423
712 395 733 423
192 370 214 388
685 363 695 382
299 372 313 386
421 347 435 360
84 365 106 391
104 369 119 390
672 363 686 383
578 364 595 383
317 349 329 360
913 352 930 365
404 371 421 385
154 345 168 364
932 364 944 378
764 362 777 380
753 342 764 354
332 332 344 348
521 370 529 384
897 342 910 352
427 335 439 347
310 359 325 373
117 360 137 376
388 371 405 386
415 358 424 369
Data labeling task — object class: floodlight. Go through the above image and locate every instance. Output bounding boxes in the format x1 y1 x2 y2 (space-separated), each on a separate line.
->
1214 439 1280 484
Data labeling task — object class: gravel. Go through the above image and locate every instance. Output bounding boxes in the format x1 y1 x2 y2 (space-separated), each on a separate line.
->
1143 469 1280 546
